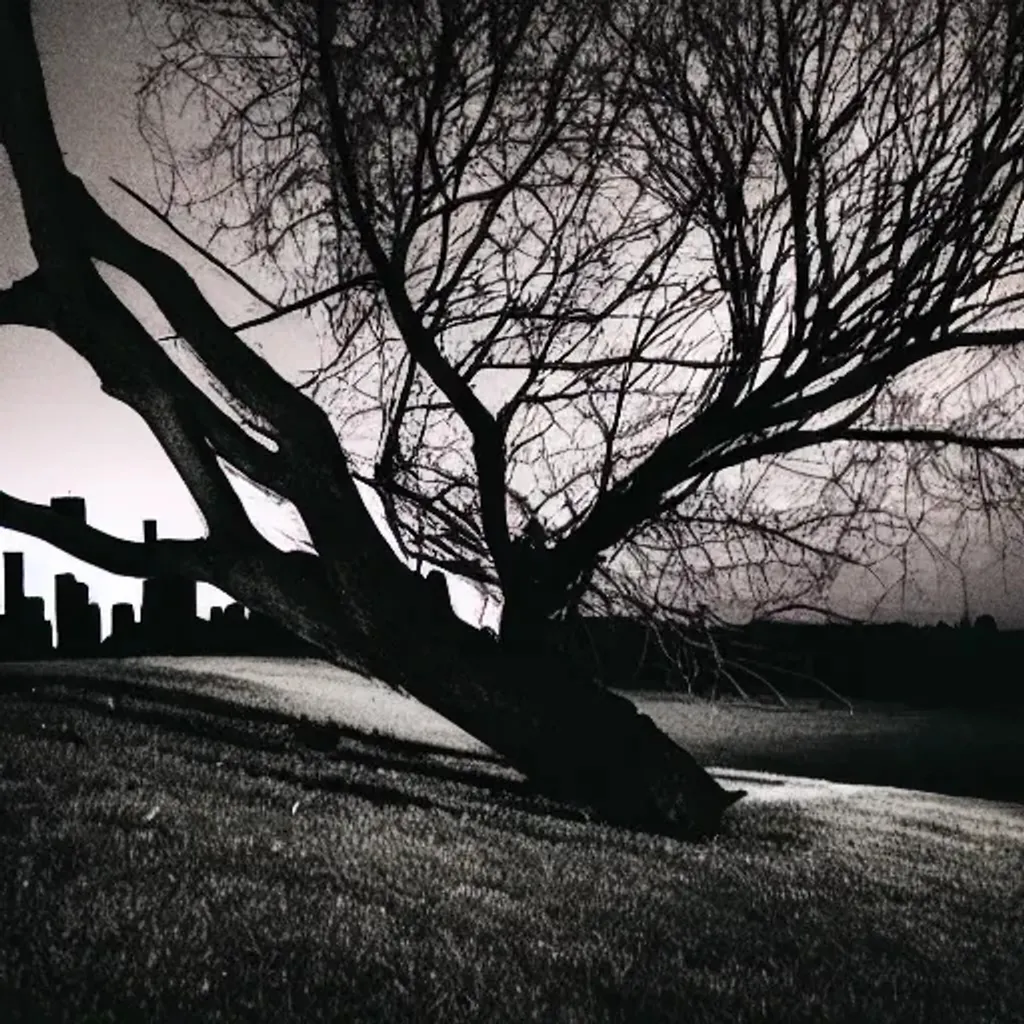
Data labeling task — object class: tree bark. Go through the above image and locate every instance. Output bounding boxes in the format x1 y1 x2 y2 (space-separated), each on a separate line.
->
405 615 744 838
201 465 744 839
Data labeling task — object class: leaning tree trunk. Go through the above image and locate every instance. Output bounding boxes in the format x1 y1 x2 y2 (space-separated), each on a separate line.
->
388 585 744 838
258 553 745 839
219 471 747 842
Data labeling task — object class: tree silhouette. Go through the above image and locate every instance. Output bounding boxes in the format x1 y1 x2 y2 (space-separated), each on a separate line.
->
132 0 1024 631
4 0 1024 836
0 0 741 837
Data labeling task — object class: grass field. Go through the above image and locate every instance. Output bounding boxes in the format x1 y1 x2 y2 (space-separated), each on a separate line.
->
0 658 1022 1022
7 656 1022 802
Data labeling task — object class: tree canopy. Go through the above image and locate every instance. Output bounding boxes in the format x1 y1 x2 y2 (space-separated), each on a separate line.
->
125 0 1024 631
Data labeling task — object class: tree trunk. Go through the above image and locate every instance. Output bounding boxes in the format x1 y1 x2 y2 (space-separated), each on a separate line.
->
349 576 745 839
218 523 744 840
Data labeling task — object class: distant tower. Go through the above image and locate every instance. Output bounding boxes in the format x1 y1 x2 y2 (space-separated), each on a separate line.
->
3 552 25 618
140 517 197 653
55 572 92 656
22 596 52 655
103 602 138 655
50 496 87 522
111 602 135 638
86 602 101 653
141 574 197 653
206 605 226 653
23 597 45 623
0 553 53 660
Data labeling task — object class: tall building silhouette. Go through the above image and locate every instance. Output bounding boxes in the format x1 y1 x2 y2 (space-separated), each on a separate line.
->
111 602 135 638
22 597 52 653
101 602 141 656
86 601 101 651
140 519 199 653
4 551 25 615
0 551 52 659
55 572 100 656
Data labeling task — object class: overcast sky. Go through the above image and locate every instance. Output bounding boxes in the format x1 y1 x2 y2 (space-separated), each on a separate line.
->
2 0 1024 633
0 0 328 633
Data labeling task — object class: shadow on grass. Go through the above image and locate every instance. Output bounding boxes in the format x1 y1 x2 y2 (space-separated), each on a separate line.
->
0 670 502 762
0 672 615 833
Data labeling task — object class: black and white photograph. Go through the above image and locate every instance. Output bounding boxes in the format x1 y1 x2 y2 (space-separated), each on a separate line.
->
1 0 1022 1019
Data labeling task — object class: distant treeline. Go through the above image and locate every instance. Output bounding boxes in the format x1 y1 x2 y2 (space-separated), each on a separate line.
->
557 616 1021 709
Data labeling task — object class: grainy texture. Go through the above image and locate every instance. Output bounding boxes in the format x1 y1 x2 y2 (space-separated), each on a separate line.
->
0 660 1021 1022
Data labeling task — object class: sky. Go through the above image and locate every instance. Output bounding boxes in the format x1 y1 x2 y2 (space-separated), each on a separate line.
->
0 0 385 634
3 0 1024 634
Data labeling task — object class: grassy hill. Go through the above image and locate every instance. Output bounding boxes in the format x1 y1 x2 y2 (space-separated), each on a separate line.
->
0 659 1022 1022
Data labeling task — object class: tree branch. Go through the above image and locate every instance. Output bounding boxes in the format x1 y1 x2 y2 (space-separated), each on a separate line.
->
837 427 1024 451
0 270 54 330
110 176 283 313
213 276 378 337
0 490 214 579
109 178 380 341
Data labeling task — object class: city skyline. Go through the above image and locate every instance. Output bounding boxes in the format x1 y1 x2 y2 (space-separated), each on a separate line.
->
0 495 314 660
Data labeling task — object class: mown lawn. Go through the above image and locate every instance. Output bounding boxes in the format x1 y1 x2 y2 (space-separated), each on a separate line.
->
7 656 1022 802
0 671 1022 1022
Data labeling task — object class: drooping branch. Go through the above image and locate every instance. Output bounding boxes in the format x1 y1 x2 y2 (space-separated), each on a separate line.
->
0 490 214 579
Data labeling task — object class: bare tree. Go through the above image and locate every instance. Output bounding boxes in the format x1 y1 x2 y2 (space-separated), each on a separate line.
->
133 0 1024 634
0 0 741 838
5 0 1024 835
